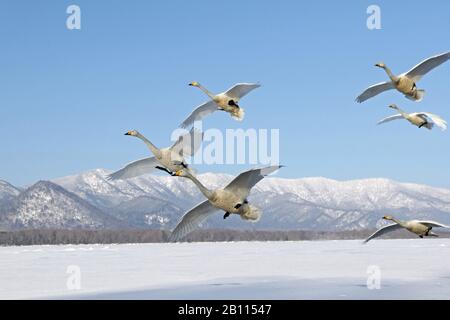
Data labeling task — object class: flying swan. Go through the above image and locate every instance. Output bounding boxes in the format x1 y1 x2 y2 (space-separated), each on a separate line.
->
169 165 283 242
378 104 447 131
364 215 450 243
180 82 261 128
356 51 450 103
108 128 203 180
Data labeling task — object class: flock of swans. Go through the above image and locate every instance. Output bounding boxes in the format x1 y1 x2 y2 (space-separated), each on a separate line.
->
357 51 450 131
106 52 450 243
356 51 450 242
108 82 279 241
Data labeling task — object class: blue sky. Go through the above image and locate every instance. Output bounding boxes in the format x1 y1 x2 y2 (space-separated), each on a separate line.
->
1 0 449 187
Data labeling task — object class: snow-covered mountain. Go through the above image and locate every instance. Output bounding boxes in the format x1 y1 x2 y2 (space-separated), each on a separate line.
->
0 180 124 230
2 169 450 231
0 180 21 204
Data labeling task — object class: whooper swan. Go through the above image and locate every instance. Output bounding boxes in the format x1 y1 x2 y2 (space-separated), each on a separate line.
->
356 52 450 103
169 165 282 242
378 104 447 131
364 215 450 243
180 82 261 128
108 128 203 180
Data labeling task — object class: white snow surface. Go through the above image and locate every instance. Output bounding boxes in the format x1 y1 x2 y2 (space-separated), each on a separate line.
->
1 239 450 300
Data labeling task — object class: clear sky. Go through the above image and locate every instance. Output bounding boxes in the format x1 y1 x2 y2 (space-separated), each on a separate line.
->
1 0 450 188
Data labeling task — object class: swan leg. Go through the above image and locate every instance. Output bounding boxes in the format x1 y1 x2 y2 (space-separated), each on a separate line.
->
234 203 242 209
418 122 427 128
425 227 438 237
223 212 231 219
155 166 175 176
228 100 240 108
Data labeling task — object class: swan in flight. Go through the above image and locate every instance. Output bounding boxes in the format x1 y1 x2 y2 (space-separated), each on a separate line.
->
108 128 203 180
169 165 282 242
356 52 450 103
180 82 261 128
378 104 447 131
364 215 450 243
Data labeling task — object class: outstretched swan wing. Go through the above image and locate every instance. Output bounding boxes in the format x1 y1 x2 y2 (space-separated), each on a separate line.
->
404 52 450 83
356 81 395 103
414 113 447 131
225 165 282 199
224 83 261 100
180 100 217 128
169 200 218 242
418 221 450 229
363 224 403 243
107 157 158 180
377 114 404 125
170 128 204 156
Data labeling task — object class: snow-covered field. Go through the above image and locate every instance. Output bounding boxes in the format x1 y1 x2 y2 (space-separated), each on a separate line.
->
1 239 450 300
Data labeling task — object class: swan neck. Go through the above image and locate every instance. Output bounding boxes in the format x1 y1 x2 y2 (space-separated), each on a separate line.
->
188 174 213 199
197 84 215 100
394 106 407 117
392 217 406 227
383 65 398 82
136 133 161 158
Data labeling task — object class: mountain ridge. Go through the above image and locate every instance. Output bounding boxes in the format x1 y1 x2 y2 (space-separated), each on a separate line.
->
1 169 450 231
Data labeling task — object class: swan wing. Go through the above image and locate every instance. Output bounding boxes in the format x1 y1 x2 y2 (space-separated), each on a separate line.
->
356 81 395 103
418 221 450 229
170 128 204 156
169 200 218 242
225 165 282 199
377 114 404 125
180 100 217 128
224 83 261 100
107 157 158 180
414 112 447 131
363 224 403 243
404 52 450 82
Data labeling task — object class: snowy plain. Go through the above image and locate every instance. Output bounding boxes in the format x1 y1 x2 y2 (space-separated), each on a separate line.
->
1 239 450 300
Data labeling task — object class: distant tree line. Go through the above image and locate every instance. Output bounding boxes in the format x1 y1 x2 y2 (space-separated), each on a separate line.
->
2 228 448 246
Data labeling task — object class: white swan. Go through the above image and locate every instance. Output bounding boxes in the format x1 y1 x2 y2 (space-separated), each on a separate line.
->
108 128 203 180
356 52 450 103
378 104 447 131
364 215 450 243
180 82 261 128
169 165 282 242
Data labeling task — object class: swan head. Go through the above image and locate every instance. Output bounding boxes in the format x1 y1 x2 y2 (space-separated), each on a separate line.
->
124 130 140 137
189 81 200 87
174 169 192 178
375 62 386 69
388 104 399 110
382 215 394 221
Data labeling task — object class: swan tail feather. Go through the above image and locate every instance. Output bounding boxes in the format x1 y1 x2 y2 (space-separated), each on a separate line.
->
231 108 245 121
240 205 261 222
406 90 425 102
415 89 425 102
